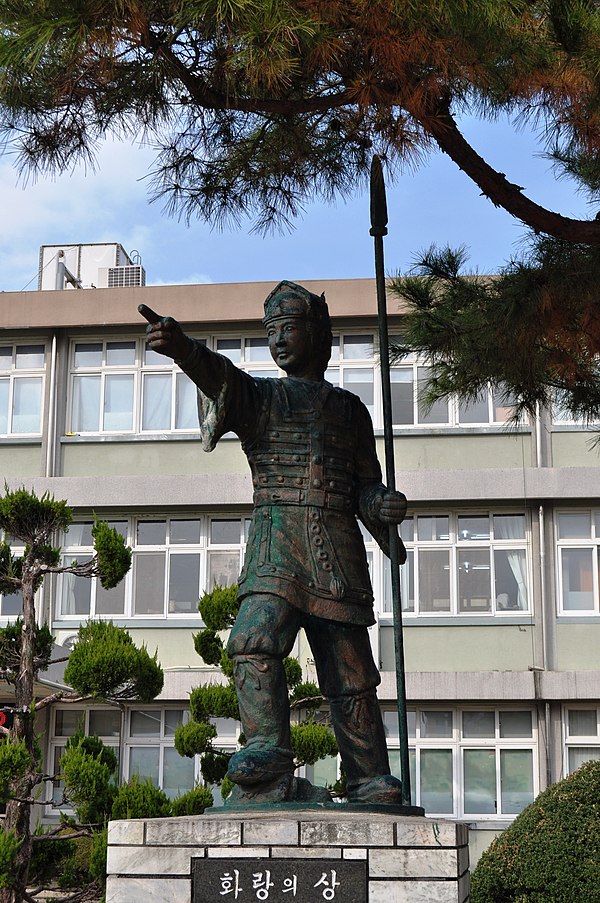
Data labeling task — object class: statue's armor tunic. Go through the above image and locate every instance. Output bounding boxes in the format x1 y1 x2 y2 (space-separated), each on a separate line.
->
180 344 389 627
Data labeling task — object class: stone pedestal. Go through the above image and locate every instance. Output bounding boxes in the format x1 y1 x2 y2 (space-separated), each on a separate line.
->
106 809 469 903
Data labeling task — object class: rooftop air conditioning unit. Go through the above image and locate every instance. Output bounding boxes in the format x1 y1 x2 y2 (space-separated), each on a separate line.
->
106 265 146 288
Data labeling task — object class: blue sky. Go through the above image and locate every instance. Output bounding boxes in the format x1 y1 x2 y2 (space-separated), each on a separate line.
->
0 112 592 293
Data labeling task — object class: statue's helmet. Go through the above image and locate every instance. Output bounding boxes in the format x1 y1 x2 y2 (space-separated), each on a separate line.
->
263 280 331 332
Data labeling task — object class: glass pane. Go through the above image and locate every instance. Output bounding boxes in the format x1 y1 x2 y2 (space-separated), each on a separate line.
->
61 562 92 616
494 514 526 540
391 369 414 425
103 374 134 431
500 749 533 814
421 749 454 813
247 369 274 380
329 336 340 362
15 344 44 369
137 521 167 545
55 709 85 736
210 717 238 739
324 368 339 387
458 516 489 541
106 341 135 366
210 520 241 545
130 710 161 736
561 548 594 611
463 711 495 738
343 369 374 416
129 747 160 785
72 375 100 431
144 345 168 366
495 549 528 611
568 709 598 737
458 549 491 613
164 710 187 736
397 550 414 613
558 513 591 539
108 520 128 539
420 711 453 738
74 343 102 368
52 744 66 805
417 368 449 424
89 710 121 737
207 552 240 589
418 549 450 612
246 338 270 361
417 516 449 541
464 749 496 814
0 348 11 370
95 579 126 615
133 553 165 614
595 512 600 536
343 334 373 359
12 377 42 432
400 518 414 542
492 390 516 423
163 746 195 798
568 747 600 772
389 748 417 805
217 339 242 362
499 711 532 738
65 522 94 547
458 392 489 424
0 590 22 616
175 373 198 429
170 520 201 544
0 379 8 433
168 554 201 613
142 373 172 430
307 754 338 788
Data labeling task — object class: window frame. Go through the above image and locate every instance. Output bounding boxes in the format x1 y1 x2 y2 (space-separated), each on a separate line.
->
0 342 46 438
556 509 600 616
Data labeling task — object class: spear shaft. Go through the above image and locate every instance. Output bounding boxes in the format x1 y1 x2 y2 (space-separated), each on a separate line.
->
370 155 412 807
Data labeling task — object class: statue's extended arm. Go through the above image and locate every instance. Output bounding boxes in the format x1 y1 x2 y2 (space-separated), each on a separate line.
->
140 304 226 398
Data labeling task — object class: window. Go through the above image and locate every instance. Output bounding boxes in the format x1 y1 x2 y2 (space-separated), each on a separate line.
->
381 511 530 617
48 706 121 809
57 515 250 621
68 338 201 434
0 343 45 436
385 706 536 818
564 707 600 773
125 708 240 802
326 334 375 418
389 346 517 429
557 511 600 614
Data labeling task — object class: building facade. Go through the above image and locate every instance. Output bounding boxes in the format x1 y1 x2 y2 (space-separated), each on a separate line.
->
1 266 599 860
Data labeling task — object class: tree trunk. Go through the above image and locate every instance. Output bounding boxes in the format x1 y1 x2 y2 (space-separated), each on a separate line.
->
1 571 38 903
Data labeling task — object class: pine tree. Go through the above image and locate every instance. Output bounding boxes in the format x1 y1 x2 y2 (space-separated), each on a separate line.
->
0 486 163 903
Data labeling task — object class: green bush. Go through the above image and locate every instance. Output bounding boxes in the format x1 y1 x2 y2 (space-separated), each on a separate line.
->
29 827 76 887
111 776 171 820
170 785 213 816
198 584 239 629
471 760 600 903
0 827 21 889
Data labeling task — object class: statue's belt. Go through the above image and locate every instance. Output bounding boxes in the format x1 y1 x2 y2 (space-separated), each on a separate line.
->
253 487 354 511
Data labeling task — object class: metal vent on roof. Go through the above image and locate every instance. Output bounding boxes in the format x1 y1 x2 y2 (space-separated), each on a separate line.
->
107 265 146 288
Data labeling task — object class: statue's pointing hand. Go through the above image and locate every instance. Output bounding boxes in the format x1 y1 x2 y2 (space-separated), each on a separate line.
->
375 490 408 524
139 304 193 362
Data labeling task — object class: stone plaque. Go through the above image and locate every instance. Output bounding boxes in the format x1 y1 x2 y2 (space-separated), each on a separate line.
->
192 857 367 903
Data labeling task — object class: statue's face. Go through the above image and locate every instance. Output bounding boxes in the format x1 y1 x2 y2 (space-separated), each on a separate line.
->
267 316 322 379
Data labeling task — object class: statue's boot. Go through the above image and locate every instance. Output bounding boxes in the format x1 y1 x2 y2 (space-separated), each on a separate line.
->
330 690 404 805
227 653 294 784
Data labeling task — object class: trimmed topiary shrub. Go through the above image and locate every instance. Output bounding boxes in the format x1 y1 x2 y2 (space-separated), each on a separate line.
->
471 760 600 903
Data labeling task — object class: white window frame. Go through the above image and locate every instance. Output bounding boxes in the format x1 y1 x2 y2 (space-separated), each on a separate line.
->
376 510 531 618
47 705 122 811
563 705 600 774
385 706 537 820
556 510 600 616
56 514 250 622
0 342 46 437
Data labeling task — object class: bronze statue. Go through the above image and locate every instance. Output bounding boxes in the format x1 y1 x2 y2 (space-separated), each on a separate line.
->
141 281 408 805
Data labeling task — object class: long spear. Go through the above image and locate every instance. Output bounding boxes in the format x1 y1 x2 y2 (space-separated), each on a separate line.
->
370 155 412 808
